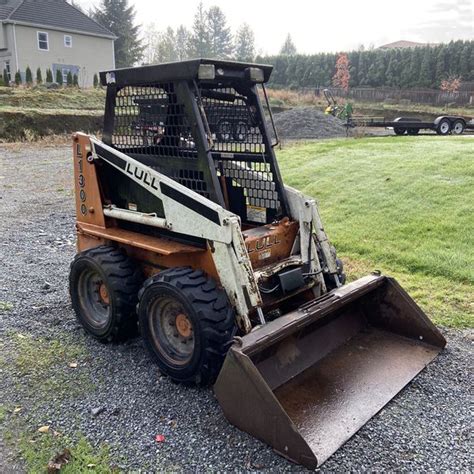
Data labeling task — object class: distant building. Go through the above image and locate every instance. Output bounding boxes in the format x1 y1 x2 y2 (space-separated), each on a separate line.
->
378 40 427 50
0 0 116 87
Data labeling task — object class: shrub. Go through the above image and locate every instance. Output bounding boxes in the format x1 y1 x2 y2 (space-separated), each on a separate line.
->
3 69 9 86
14 70 22 85
46 68 53 83
93 73 99 88
25 66 33 85
73 74 79 87
66 70 73 86
55 68 63 85
36 68 43 84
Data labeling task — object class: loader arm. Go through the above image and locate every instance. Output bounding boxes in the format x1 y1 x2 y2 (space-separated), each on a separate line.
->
88 136 260 331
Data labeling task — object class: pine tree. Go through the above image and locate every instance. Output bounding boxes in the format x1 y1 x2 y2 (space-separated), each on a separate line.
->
234 23 255 62
93 0 143 67
175 25 191 61
418 47 433 87
155 27 178 63
25 66 33 85
14 71 21 85
66 70 73 86
55 69 63 85
189 2 210 58
93 73 99 88
280 34 297 56
207 6 233 59
73 74 79 86
3 68 9 86
36 68 43 84
46 68 53 83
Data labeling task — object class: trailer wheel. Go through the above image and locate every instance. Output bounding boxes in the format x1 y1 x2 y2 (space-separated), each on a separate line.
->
138 267 237 385
451 119 465 135
69 246 142 342
393 128 406 135
407 128 420 135
436 118 451 135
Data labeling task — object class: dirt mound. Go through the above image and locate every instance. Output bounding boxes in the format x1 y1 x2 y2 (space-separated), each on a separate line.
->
273 107 347 140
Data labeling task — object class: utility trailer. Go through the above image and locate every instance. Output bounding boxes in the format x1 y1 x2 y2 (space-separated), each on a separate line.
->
350 115 474 136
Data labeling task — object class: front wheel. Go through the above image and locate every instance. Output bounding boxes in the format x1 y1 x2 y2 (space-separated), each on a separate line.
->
138 267 236 385
394 128 406 136
436 118 451 135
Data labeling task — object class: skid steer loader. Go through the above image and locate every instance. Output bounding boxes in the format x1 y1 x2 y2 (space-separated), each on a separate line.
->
70 59 445 468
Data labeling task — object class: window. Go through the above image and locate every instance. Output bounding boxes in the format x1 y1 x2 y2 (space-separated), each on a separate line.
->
64 35 72 48
37 31 49 51
62 68 70 83
4 60 11 81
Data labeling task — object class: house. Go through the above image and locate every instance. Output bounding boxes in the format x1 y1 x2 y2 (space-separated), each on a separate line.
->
378 40 427 50
0 0 116 87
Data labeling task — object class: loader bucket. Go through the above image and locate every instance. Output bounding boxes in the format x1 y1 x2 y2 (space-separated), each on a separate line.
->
214 274 446 469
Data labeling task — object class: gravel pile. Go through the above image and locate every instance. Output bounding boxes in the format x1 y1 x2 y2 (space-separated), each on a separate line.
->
273 107 348 140
0 144 472 471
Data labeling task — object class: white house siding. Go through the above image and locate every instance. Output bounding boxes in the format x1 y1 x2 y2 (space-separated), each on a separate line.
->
3 24 114 87
0 23 14 80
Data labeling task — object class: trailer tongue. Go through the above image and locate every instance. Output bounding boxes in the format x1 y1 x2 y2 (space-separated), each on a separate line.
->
215 275 445 468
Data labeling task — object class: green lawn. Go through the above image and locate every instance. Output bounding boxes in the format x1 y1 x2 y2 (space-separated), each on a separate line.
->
277 136 474 328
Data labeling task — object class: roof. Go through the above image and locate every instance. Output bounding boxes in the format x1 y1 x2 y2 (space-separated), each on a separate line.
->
100 58 274 87
378 40 426 50
0 0 115 39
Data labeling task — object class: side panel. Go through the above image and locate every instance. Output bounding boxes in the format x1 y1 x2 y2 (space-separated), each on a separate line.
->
73 133 106 228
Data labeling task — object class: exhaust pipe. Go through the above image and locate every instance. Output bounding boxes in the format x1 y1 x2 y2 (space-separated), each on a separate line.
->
214 274 446 468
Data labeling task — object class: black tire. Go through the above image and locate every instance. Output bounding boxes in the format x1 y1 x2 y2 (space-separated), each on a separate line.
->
394 128 406 135
407 128 420 135
69 245 142 342
436 118 451 135
138 267 236 385
451 119 465 135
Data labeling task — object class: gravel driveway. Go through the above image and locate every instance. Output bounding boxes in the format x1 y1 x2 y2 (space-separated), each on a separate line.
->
0 143 472 471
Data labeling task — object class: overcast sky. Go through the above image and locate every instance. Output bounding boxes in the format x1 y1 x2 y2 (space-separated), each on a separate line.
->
78 0 474 54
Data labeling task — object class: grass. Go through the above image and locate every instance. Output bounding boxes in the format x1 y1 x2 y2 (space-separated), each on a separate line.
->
0 301 13 311
18 432 114 473
0 333 94 400
0 86 105 111
277 136 474 328
266 88 474 118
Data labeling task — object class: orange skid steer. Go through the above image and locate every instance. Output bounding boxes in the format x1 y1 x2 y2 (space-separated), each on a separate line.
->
70 59 445 468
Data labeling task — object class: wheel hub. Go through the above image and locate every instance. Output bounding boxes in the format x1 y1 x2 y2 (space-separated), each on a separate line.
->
98 283 110 304
175 313 192 338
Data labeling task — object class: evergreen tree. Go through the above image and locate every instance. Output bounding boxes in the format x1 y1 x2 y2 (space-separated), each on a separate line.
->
3 68 9 86
73 74 79 86
25 66 33 85
207 6 233 59
93 73 99 88
155 27 178 63
234 23 255 62
279 34 297 56
14 71 21 85
418 47 433 87
175 25 191 61
189 2 210 58
46 68 53 83
55 68 63 85
36 67 43 84
93 0 143 67
66 70 73 86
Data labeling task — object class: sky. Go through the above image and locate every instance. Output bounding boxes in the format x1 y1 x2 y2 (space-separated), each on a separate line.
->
78 0 474 54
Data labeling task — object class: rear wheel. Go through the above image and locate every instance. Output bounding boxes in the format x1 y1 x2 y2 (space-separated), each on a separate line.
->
451 119 465 135
69 246 142 342
138 267 236 385
407 128 420 135
393 128 406 135
436 118 451 135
